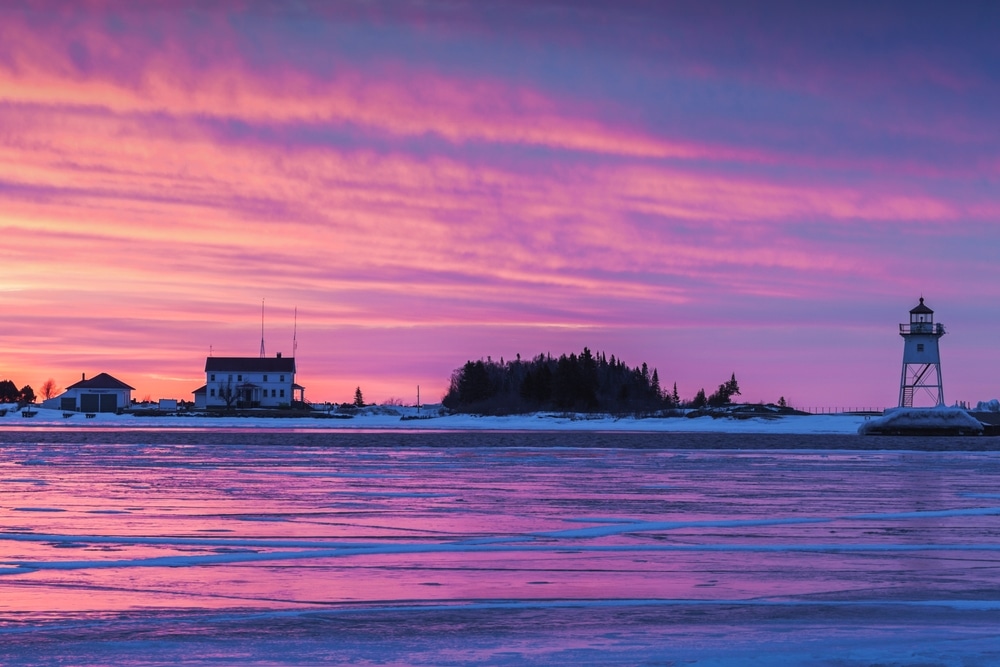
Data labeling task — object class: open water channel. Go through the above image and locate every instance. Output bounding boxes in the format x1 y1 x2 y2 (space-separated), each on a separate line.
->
3 429 1000 665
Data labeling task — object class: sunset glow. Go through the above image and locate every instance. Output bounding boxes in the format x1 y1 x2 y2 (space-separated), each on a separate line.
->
2 1 998 407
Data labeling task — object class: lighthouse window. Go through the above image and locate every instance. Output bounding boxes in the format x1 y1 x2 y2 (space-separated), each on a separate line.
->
917 344 925 352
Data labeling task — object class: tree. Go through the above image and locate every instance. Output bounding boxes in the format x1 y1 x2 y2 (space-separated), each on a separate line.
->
457 360 491 404
219 377 237 409
778 396 787 408
672 382 680 405
18 385 35 407
40 378 59 401
0 379 18 404
691 388 707 408
354 386 365 407
708 373 741 407
727 373 741 398
441 348 672 414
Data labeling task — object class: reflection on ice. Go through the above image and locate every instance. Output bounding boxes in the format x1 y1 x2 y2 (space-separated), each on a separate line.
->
2 432 1000 664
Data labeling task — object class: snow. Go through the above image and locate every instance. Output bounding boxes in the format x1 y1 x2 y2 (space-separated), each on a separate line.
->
977 398 1000 412
857 405 984 435
0 403 869 434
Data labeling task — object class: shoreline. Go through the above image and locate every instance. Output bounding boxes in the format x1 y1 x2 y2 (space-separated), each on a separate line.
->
1 406 867 435
2 428 999 451
5 406 1000 447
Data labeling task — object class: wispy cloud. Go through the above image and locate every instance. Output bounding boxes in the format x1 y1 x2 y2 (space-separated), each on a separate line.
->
0 2 997 406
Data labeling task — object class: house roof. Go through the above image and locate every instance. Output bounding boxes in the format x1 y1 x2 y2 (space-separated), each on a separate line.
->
192 385 207 395
205 356 296 373
65 372 136 391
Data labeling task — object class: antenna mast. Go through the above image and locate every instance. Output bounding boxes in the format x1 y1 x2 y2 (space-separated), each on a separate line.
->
259 298 266 358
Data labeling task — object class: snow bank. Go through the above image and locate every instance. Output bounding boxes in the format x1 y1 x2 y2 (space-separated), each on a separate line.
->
858 406 984 436
0 403 871 434
977 399 1000 412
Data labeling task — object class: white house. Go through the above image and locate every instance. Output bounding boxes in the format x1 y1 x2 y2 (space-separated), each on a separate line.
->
43 372 134 413
195 353 304 409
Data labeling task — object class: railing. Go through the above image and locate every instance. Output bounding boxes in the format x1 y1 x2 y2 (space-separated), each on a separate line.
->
899 323 945 335
804 407 886 415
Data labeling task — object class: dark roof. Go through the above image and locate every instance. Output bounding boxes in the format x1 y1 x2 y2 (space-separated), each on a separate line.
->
66 372 136 391
192 385 207 395
910 297 934 315
205 356 296 373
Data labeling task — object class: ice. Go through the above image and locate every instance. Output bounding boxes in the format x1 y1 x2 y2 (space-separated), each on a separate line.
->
3 433 1000 664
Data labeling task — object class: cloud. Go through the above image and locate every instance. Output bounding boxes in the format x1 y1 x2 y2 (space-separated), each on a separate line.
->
0 2 998 406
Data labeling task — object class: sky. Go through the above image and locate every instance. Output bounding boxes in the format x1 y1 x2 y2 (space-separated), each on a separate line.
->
1 0 998 409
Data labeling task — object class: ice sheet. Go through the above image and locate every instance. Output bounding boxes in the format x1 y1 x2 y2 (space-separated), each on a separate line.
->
2 433 1000 665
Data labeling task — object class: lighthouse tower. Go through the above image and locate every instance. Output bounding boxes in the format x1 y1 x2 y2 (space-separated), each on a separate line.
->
898 297 946 407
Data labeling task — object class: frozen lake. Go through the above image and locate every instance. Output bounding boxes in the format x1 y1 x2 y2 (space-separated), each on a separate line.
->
3 430 1000 665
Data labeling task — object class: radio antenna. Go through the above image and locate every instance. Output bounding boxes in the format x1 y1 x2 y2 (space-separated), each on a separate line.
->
259 298 266 358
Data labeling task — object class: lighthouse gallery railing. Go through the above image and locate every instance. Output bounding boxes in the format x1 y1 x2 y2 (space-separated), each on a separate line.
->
899 323 946 335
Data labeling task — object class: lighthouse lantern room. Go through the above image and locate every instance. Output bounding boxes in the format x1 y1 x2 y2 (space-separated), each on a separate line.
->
898 297 946 407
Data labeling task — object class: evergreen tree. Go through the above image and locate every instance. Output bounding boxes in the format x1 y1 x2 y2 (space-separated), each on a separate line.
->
708 373 741 407
0 379 19 403
353 386 365 407
18 385 35 406
727 373 741 398
441 349 677 415
691 388 707 408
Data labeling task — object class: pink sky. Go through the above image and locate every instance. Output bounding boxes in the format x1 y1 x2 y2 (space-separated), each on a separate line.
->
1 1 999 408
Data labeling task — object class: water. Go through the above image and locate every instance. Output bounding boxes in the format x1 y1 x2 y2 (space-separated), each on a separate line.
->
3 430 1000 665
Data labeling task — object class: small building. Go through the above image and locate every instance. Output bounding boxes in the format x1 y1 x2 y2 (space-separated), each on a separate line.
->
44 372 135 413
196 353 305 409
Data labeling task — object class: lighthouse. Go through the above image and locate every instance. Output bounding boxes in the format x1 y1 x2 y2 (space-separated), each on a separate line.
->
898 297 946 407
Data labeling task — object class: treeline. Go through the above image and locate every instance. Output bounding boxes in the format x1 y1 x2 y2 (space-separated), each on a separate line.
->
0 379 35 406
442 348 740 415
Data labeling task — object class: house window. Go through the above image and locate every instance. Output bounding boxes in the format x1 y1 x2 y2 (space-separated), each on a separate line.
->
272 389 276 397
917 343 925 352
280 375 285 382
280 389 285 398
210 388 216 397
237 375 242 382
228 375 232 381
263 375 268 382
210 374 215 381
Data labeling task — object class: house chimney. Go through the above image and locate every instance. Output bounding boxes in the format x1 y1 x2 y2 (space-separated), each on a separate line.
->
276 352 282 358
82 372 85 381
